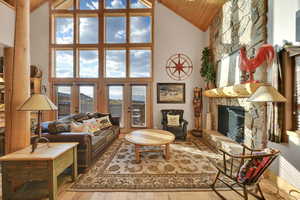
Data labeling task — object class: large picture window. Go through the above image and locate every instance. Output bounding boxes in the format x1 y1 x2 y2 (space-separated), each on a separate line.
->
50 0 153 128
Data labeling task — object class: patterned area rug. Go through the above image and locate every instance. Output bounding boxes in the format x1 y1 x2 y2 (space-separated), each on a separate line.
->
70 138 225 192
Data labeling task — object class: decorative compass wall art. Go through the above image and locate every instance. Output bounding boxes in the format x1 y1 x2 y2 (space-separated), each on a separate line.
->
165 53 193 81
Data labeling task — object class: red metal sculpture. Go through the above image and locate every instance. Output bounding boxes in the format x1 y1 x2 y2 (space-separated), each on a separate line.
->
239 44 275 83
166 53 193 81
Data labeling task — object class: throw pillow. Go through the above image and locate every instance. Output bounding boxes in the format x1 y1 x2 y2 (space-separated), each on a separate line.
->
83 118 99 133
167 114 180 126
96 116 113 130
48 121 70 134
70 122 89 133
237 150 272 184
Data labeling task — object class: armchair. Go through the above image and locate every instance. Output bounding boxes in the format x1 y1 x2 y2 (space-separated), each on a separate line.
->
161 109 188 140
211 144 280 200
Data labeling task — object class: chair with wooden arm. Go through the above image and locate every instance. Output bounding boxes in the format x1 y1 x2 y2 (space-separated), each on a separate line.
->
211 144 280 200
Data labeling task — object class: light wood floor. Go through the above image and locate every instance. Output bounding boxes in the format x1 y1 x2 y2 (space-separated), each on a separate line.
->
57 179 289 200
57 135 290 200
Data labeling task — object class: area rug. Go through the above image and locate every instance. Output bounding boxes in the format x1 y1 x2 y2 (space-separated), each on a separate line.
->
70 138 226 192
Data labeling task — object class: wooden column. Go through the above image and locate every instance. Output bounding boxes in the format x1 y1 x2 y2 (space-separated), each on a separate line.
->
5 0 31 153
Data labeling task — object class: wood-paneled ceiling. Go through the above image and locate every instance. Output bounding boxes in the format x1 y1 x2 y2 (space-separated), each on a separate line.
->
159 0 226 31
3 0 226 31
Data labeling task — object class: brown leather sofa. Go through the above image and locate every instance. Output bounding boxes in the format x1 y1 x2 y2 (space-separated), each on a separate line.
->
40 113 120 172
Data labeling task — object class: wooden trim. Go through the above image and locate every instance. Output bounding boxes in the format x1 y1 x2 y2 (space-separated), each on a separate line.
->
0 0 15 10
49 0 154 131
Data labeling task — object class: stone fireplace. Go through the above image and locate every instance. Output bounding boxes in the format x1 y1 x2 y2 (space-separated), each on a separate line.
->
203 97 266 150
218 105 245 144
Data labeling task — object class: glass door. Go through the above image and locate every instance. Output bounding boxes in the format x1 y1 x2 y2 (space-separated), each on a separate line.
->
130 85 147 128
54 84 96 118
108 85 124 127
107 84 150 131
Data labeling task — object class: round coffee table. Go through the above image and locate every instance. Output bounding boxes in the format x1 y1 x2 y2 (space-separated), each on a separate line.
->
125 129 175 163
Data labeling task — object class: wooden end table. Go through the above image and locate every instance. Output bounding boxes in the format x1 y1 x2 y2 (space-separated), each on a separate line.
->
125 129 175 163
0 142 78 200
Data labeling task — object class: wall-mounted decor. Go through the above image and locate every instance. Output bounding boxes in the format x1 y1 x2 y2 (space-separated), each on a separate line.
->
166 53 193 81
239 44 275 83
157 83 185 104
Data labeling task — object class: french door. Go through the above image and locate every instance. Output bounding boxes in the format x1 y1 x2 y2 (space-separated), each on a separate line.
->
107 83 151 132
54 84 97 119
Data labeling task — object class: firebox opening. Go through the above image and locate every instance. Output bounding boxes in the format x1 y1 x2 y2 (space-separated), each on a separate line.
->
218 105 245 144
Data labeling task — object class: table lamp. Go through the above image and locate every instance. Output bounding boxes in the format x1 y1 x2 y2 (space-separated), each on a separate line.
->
247 83 287 148
18 94 57 152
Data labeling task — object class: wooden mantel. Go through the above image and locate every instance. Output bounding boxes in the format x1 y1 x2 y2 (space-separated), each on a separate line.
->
204 83 263 98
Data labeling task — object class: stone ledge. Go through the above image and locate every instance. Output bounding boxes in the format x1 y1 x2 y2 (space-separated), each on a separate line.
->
204 83 263 98
202 129 243 154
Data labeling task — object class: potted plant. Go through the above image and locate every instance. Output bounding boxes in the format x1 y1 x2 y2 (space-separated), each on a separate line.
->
200 47 216 89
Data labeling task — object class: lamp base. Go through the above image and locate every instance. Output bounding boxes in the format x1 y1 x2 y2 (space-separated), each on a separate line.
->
31 136 50 153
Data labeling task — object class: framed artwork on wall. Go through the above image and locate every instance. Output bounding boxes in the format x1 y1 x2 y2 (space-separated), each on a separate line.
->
157 83 185 104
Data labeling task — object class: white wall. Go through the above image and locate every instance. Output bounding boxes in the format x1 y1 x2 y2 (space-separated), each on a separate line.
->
0 2 15 47
268 0 300 45
153 3 208 130
30 2 49 93
30 2 208 129
268 0 300 189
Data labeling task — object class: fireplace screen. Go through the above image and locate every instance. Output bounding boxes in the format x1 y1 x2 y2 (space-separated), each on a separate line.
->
218 105 245 143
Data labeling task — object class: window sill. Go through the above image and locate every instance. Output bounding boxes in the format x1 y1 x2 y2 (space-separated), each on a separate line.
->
287 130 300 139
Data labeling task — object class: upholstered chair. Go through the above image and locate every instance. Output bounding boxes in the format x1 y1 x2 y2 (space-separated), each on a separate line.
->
161 109 188 140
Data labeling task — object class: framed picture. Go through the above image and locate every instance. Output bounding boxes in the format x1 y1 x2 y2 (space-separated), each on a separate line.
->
157 83 185 104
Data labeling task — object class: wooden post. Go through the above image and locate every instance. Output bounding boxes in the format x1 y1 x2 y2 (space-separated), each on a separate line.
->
5 0 31 153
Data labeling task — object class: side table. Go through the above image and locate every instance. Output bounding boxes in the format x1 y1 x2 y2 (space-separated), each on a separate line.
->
0 142 78 200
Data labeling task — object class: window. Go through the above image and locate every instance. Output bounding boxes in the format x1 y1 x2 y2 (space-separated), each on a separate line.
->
55 50 74 78
108 85 124 127
105 0 126 9
105 49 126 78
79 49 99 78
79 16 99 44
79 0 99 10
50 0 153 125
131 85 146 127
105 15 126 44
79 86 95 113
130 15 151 43
55 16 74 44
130 49 151 77
130 0 151 8
56 86 72 119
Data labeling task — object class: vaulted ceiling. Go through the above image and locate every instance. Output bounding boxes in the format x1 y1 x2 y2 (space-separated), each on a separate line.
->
3 0 226 31
159 0 226 31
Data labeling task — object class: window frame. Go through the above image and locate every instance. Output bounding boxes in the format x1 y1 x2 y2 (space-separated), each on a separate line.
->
49 0 154 122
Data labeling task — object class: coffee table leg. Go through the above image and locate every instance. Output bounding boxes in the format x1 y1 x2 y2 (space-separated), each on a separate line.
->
135 145 141 163
165 144 170 160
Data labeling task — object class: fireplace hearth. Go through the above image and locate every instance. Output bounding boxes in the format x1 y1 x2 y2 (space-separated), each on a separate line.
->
218 105 245 143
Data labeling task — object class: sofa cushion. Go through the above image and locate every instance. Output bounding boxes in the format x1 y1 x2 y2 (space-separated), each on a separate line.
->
70 122 89 133
48 121 70 134
96 116 112 130
83 118 99 133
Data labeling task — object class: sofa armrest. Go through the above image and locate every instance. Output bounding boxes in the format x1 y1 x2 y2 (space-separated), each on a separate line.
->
110 117 120 126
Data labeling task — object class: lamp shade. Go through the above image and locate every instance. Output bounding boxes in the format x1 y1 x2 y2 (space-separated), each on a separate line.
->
18 94 58 111
247 84 287 103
